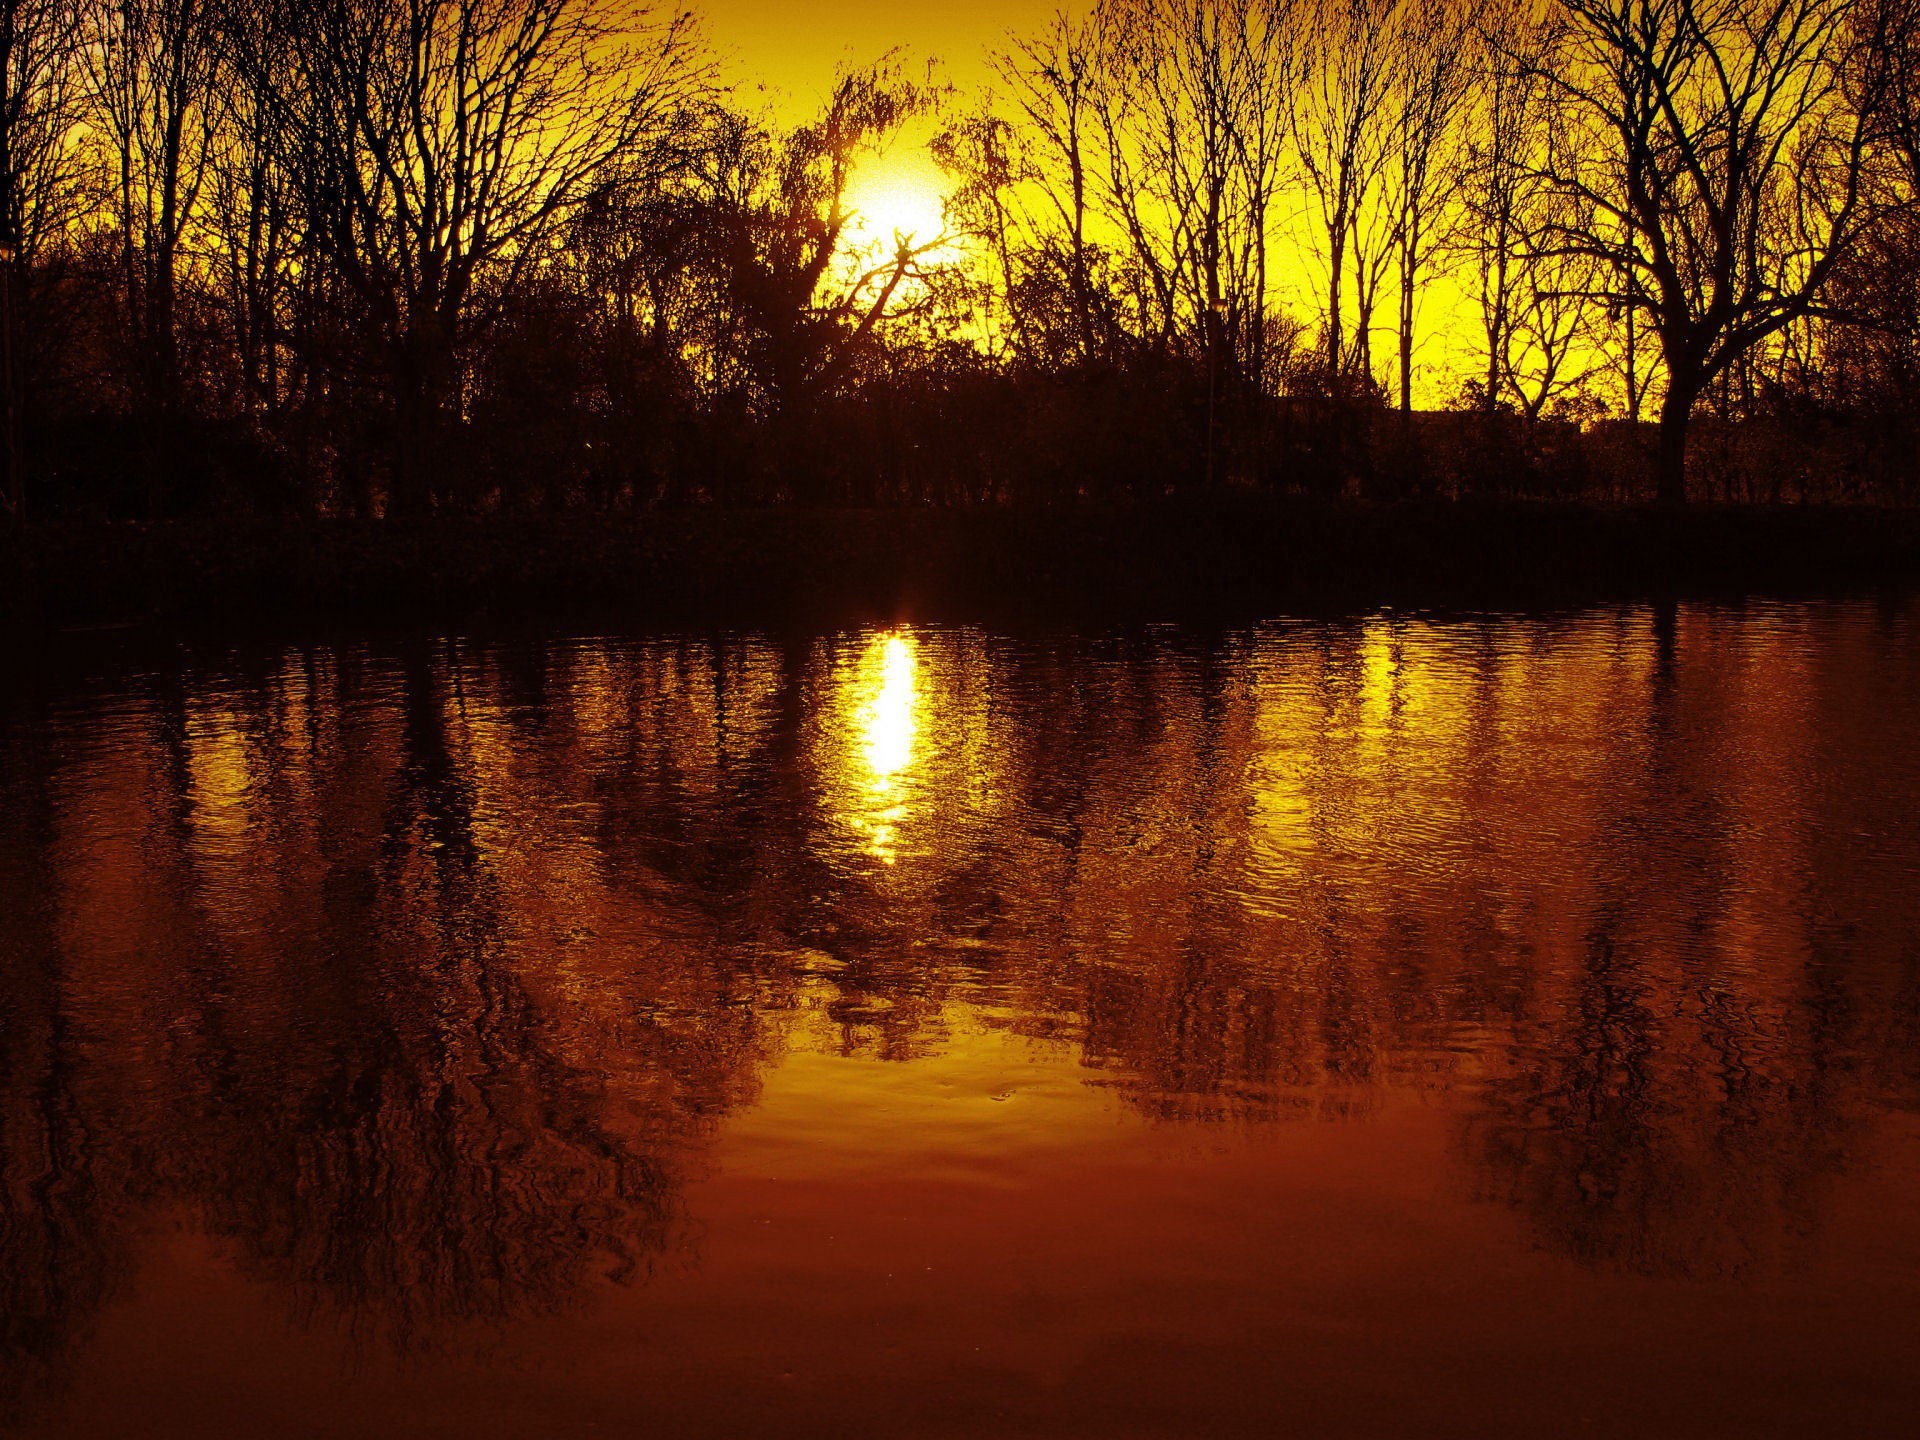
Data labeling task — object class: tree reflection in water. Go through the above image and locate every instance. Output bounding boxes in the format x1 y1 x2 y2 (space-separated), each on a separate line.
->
0 726 132 1425
1 600 1917 1403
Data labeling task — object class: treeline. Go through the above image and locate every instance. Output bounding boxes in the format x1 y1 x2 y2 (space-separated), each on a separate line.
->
1 0 1919 519
949 0 1920 503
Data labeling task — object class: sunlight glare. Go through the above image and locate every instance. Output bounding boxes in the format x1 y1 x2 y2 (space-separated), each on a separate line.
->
856 631 919 863
864 632 917 785
844 155 951 258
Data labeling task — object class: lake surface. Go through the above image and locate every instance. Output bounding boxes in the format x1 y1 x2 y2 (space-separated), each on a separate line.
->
3 600 1919 1438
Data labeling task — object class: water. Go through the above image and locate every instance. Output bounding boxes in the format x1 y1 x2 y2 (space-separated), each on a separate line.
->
3 601 1918 1437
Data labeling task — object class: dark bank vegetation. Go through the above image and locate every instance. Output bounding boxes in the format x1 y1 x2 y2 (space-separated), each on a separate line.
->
0 0 1919 533
10 502 1920 630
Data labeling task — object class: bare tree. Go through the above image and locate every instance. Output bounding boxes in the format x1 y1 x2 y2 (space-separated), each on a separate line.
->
84 0 222 508
203 0 301 433
1125 0 1245 374
1797 0 1920 427
1222 0 1296 393
1501 196 1606 419
1069 0 1300 384
0 0 86 515
984 8 1106 362
1289 0 1402 382
1084 7 1185 351
1460 8 1609 419
704 62 941 414
0 0 84 267
249 0 706 513
1383 0 1470 412
1526 0 1892 501
1460 5 1535 412
932 107 1028 361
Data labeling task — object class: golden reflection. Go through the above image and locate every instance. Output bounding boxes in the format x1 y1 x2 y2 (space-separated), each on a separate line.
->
853 631 919 863
864 634 917 779
4 601 1920 1429
1356 622 1398 737
183 703 256 861
1245 676 1317 897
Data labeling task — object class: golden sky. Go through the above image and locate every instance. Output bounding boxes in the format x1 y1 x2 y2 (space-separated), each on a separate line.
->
696 0 1486 405
702 0 1058 110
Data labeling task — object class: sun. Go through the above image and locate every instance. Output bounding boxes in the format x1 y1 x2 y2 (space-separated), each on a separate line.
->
843 151 952 258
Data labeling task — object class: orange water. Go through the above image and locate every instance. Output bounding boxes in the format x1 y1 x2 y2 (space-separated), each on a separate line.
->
4 601 1918 1436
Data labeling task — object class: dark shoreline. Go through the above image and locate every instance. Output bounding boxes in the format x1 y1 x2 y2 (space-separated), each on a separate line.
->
6 499 1920 635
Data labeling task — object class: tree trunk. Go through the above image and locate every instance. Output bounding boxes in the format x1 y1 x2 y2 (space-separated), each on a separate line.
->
1656 373 1697 506
145 251 179 523
1326 211 1345 377
1399 201 1418 414
1069 128 1091 363
390 324 451 518
390 385 433 518
1399 259 1414 414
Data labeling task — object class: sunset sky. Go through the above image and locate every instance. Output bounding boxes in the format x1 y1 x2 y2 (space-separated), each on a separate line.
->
697 0 1480 402
701 1 1052 296
702 1 1052 108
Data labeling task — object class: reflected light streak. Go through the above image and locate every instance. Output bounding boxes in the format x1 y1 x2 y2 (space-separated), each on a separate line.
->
185 707 255 861
857 631 919 863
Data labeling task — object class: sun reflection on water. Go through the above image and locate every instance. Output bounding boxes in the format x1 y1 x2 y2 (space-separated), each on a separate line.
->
854 631 919 863
8 603 1920 1427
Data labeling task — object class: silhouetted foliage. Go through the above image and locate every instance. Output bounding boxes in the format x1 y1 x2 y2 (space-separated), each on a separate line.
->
0 0 1915 521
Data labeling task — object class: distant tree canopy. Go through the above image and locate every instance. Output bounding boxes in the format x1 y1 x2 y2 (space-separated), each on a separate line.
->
0 0 1917 518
